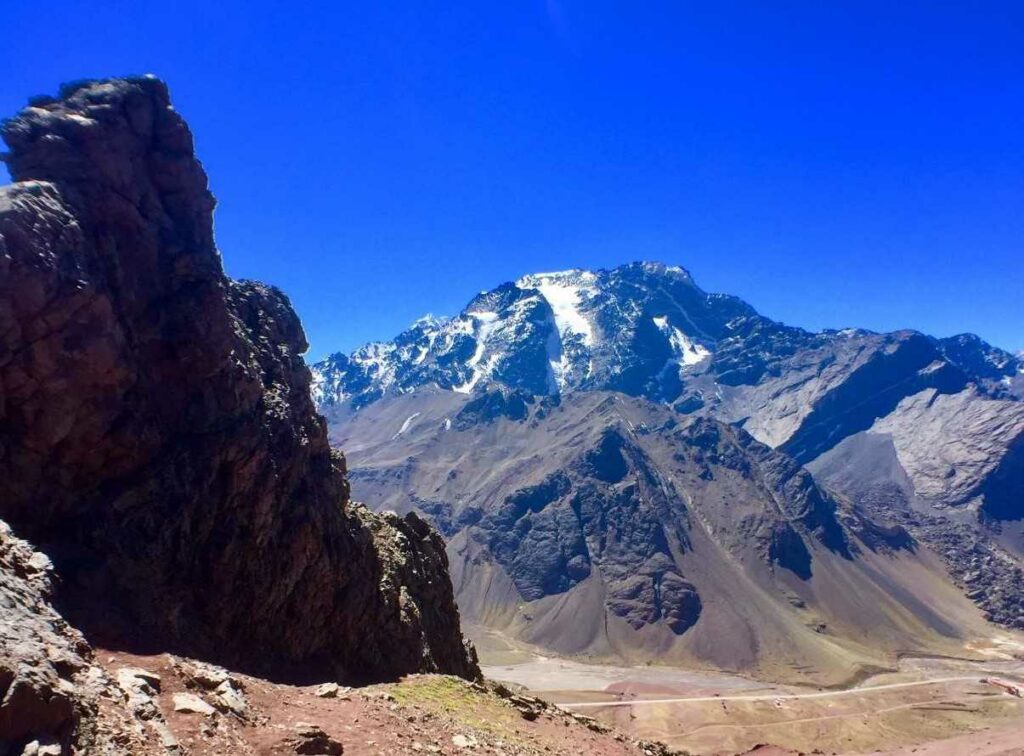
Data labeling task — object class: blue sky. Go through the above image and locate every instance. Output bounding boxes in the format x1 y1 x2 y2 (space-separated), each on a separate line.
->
3 2 1022 358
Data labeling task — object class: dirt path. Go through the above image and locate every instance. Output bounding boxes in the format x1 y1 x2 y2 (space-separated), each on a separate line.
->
684 700 942 735
559 675 984 707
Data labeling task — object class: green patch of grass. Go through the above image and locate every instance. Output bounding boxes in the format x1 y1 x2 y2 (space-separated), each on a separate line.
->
382 675 523 738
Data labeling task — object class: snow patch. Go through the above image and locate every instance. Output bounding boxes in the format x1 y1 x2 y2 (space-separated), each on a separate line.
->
413 313 449 329
517 270 596 346
392 412 421 440
310 369 327 404
466 311 499 367
653 317 711 366
453 311 502 393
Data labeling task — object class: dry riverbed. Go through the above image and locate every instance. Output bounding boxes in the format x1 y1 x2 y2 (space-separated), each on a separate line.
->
478 629 1024 755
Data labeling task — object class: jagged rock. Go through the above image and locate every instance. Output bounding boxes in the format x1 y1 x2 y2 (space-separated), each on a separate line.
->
170 658 246 716
0 75 478 707
0 521 90 754
109 665 179 751
115 669 162 722
210 679 247 717
173 661 229 691
290 723 344 755
314 683 339 698
115 669 161 692
172 693 214 716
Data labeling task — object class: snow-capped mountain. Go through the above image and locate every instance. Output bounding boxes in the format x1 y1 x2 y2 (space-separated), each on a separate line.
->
313 261 770 408
314 260 1024 668
311 261 1022 412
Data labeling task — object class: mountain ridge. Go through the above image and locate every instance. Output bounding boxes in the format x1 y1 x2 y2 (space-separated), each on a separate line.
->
312 261 1021 413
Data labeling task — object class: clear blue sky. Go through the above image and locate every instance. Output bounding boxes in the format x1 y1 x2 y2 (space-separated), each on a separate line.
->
3 2 1022 358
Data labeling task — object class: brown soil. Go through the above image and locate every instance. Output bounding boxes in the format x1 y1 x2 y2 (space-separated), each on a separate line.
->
95 650 676 755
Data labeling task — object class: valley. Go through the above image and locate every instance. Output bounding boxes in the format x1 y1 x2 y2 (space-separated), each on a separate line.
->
316 261 1024 753
476 628 1024 754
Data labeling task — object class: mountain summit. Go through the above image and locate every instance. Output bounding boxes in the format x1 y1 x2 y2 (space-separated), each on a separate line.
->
313 262 753 407
313 261 1021 414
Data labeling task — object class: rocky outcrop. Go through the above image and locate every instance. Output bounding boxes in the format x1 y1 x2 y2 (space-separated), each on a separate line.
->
1 521 88 753
0 521 148 754
478 425 702 634
0 75 478 696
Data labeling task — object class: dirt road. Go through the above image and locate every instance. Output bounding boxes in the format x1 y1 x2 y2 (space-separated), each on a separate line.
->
559 675 986 708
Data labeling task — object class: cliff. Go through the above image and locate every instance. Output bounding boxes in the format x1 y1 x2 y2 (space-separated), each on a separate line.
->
0 77 477 751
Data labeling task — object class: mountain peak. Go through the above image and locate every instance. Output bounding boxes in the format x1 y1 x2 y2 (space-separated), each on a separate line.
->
312 261 755 408
311 261 1020 412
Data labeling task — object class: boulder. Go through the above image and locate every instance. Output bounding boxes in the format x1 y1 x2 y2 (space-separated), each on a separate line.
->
172 693 215 716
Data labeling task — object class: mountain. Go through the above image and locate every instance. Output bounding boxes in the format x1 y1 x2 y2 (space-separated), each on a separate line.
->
0 77 477 752
313 263 760 407
314 263 1024 679
313 262 1021 413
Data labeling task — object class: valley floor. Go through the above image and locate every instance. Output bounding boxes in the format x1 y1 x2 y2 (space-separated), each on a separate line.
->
477 628 1024 755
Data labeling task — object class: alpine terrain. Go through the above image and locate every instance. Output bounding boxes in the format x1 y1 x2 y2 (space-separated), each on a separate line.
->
314 262 1024 683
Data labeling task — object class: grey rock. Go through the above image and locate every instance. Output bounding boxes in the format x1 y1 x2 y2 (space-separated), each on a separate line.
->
0 520 87 753
314 683 340 698
171 693 215 716
210 679 247 717
291 723 344 755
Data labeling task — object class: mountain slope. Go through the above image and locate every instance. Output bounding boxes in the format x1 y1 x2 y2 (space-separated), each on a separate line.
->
313 263 1023 524
314 263 1024 675
329 387 994 683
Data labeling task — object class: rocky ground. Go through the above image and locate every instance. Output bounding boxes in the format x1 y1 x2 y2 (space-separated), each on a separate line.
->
84 650 680 756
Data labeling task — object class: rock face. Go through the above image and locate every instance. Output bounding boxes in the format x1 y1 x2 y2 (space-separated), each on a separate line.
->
0 521 91 753
0 73 478 725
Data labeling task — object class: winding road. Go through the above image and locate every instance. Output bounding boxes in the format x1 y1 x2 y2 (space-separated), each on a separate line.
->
559 675 985 708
